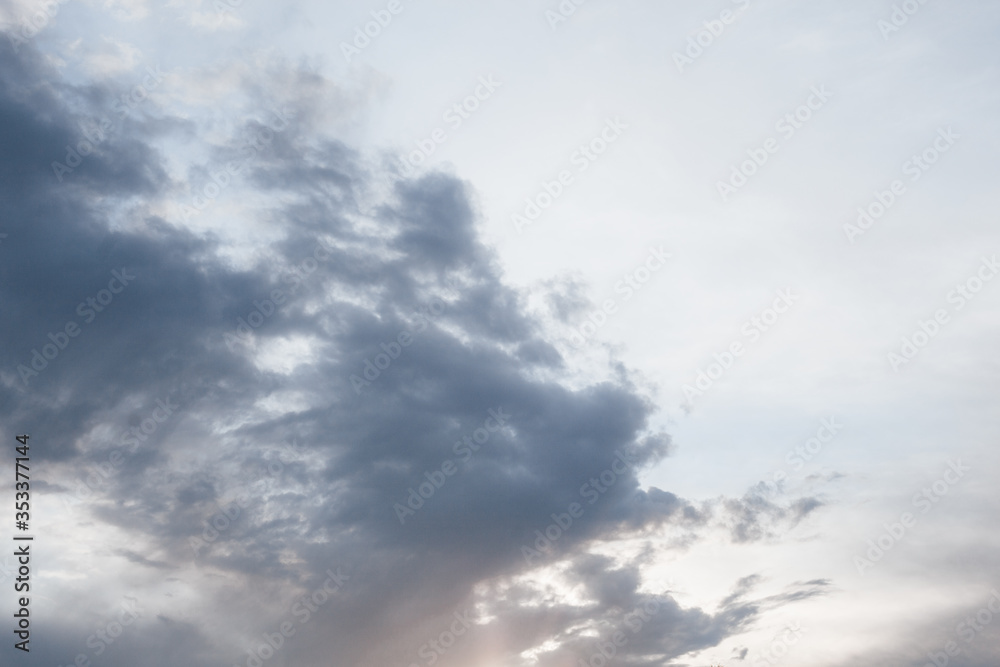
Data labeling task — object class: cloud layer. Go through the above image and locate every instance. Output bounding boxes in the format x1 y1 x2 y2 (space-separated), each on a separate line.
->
0 36 830 667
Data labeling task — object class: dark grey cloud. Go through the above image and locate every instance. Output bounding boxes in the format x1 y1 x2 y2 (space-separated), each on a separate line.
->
0 37 829 666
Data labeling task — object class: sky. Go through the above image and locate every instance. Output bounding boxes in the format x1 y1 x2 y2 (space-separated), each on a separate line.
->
0 0 998 666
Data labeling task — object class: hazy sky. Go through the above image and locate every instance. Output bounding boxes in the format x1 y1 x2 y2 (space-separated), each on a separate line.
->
1 1 998 666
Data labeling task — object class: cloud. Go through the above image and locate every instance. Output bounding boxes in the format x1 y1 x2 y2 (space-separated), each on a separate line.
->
67 35 143 76
722 487 824 543
97 0 149 22
0 37 829 666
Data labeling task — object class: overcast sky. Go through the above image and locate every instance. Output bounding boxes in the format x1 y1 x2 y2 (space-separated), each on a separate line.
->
0 1 998 666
